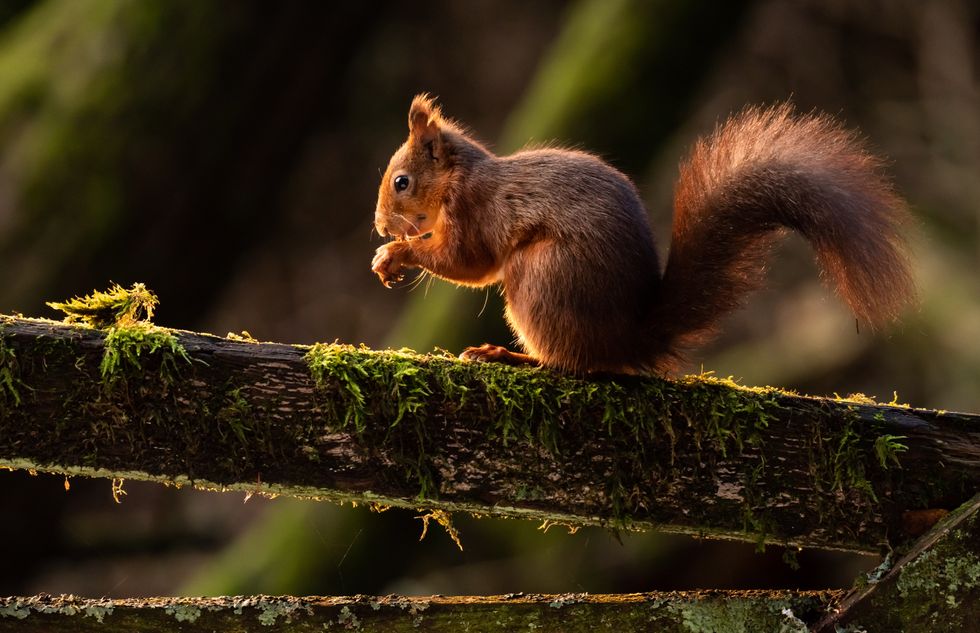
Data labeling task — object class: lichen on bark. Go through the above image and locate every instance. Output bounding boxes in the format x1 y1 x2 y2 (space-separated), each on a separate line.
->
0 591 842 632
814 494 980 632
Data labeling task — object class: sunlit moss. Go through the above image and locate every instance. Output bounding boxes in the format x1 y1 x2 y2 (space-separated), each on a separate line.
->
47 282 158 328
417 508 463 551
43 282 190 389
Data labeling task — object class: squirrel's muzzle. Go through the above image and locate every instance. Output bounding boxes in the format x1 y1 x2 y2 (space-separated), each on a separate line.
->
374 211 390 238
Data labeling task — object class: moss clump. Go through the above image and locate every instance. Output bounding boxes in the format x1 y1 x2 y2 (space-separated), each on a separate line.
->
216 386 252 445
307 344 433 433
0 332 22 407
307 344 441 498
47 282 158 328
100 321 191 389
830 421 874 499
43 282 191 390
874 434 908 469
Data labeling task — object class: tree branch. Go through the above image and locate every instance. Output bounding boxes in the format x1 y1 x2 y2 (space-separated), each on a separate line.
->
1 315 978 552
0 591 841 632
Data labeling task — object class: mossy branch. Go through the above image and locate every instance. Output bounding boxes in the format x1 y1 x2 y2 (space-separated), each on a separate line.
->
813 493 980 632
0 590 840 632
46 282 158 329
1 314 978 552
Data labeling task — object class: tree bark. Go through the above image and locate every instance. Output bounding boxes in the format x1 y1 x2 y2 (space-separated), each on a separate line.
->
1 315 978 553
0 590 841 632
812 493 980 632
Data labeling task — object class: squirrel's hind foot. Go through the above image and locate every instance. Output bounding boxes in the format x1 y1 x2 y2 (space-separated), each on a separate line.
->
460 344 538 367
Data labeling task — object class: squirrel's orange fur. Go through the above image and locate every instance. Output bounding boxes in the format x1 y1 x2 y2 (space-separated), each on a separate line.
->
373 94 914 374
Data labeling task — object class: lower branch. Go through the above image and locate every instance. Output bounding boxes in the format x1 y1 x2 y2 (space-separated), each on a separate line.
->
0 591 841 632
813 493 980 632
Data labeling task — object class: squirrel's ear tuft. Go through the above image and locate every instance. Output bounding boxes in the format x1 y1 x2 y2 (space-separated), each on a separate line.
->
409 93 443 159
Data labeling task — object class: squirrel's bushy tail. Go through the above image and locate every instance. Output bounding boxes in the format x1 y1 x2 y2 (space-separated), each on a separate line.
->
651 104 915 370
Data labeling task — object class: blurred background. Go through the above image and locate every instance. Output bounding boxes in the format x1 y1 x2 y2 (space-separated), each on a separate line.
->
1 0 977 597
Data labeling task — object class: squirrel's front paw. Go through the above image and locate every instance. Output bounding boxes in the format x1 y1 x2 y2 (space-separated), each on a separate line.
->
372 242 411 288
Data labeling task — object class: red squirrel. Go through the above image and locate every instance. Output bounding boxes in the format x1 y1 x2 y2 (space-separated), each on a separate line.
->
372 94 914 374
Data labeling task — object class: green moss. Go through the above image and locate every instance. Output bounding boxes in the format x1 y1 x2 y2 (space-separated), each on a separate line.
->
0 331 22 407
217 385 252 445
304 343 882 545
46 282 158 328
99 321 190 389
874 434 908 469
4 300 899 551
781 547 801 571
830 421 875 500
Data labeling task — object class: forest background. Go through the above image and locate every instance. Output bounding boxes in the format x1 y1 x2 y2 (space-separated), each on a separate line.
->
0 0 977 596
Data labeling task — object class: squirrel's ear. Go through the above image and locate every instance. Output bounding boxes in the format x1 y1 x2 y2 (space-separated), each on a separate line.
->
408 93 443 160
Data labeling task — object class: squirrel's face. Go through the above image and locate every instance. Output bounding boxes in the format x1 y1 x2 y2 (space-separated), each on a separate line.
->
375 143 446 240
374 95 451 241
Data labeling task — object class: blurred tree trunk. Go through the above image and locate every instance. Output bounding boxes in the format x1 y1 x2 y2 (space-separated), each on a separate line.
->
0 0 378 324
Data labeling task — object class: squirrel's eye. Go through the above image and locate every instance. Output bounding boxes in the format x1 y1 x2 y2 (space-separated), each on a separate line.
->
393 175 410 192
